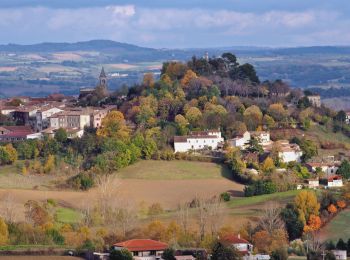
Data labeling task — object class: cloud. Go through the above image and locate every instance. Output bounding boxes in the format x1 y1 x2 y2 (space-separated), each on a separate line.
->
0 4 348 47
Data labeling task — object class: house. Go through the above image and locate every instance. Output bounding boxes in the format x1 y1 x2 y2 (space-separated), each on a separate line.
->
174 130 224 153
228 131 251 149
250 131 271 145
49 109 91 130
113 239 168 260
12 106 38 127
327 175 343 188
36 106 64 131
0 105 17 116
221 234 253 255
346 112 350 124
0 126 34 142
331 250 347 260
275 140 303 163
307 95 321 107
307 178 319 189
305 162 340 177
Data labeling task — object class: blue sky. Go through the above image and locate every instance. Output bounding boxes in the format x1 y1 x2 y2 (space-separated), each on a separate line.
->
1 0 350 48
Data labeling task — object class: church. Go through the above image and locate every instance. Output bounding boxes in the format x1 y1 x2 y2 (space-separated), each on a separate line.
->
79 67 108 98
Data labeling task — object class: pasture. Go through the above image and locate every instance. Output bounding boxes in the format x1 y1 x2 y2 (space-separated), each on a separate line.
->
319 209 350 241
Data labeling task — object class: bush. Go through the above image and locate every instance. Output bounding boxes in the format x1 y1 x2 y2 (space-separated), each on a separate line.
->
68 173 95 190
46 229 65 245
244 180 277 197
110 248 133 260
220 192 231 202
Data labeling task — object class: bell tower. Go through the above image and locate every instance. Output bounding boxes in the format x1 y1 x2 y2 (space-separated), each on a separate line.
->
99 67 107 89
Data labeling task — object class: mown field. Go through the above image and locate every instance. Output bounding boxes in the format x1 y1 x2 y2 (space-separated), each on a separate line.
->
319 209 350 242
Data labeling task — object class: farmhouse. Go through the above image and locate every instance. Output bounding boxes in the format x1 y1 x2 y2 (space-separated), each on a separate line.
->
346 112 350 124
221 234 253 255
331 250 347 260
251 131 271 145
0 126 34 142
327 175 343 188
113 239 168 260
307 178 319 189
174 130 224 153
228 131 251 149
307 95 321 107
276 140 303 163
306 162 340 177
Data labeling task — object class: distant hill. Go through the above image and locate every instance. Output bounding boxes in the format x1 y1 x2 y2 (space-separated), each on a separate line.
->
0 39 155 53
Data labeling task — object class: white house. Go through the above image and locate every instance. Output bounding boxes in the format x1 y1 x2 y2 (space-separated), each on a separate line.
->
174 130 224 153
228 131 251 149
307 179 319 189
306 162 340 177
307 95 321 107
113 239 168 260
251 131 271 145
327 175 343 188
36 106 64 131
346 112 350 124
276 140 303 163
331 250 347 260
222 234 253 255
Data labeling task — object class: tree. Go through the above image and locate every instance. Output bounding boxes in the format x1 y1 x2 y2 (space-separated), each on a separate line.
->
143 73 155 88
252 230 271 253
303 215 321 233
0 217 9 245
337 160 350 180
211 241 240 260
243 105 262 130
261 157 275 174
258 204 284 234
327 204 337 214
43 154 55 174
268 103 288 122
97 111 130 141
336 238 347 250
294 191 320 224
185 107 202 127
162 248 176 260
54 128 68 143
0 147 9 165
110 248 133 260
280 203 304 240
181 69 197 87
175 114 189 135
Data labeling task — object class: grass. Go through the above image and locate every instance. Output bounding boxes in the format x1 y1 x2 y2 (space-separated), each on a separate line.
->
0 244 68 251
320 209 350 241
117 160 232 180
55 207 82 224
226 190 301 208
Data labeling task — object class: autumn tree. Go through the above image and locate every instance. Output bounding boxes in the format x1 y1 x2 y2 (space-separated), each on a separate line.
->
181 69 197 88
243 105 262 130
175 114 189 135
185 107 202 127
268 103 288 122
261 157 275 174
97 111 130 141
327 204 337 214
294 191 320 225
143 73 155 88
303 215 321 233
0 217 8 245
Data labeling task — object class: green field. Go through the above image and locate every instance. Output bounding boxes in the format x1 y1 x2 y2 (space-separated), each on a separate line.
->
117 160 232 180
320 209 350 241
55 207 82 224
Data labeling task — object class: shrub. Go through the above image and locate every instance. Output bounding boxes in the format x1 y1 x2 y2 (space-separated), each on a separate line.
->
220 192 231 202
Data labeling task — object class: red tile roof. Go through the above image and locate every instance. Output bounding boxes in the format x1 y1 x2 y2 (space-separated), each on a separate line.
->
328 175 342 182
221 234 251 245
114 239 168 252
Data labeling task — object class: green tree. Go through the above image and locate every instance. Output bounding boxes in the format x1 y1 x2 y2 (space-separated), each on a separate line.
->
162 248 176 260
54 128 68 143
0 147 9 165
185 107 202 127
337 160 350 180
280 203 304 240
211 241 240 260
110 248 133 260
336 238 347 250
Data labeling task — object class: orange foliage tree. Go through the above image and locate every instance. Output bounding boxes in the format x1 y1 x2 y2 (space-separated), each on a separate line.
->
327 204 337 214
337 200 346 209
303 215 321 233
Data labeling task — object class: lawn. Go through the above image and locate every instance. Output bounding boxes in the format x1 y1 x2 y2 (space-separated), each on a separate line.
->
117 160 231 180
226 190 301 208
55 207 82 224
319 209 350 241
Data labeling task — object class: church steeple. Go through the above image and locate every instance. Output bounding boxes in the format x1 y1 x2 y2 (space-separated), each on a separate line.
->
99 67 107 88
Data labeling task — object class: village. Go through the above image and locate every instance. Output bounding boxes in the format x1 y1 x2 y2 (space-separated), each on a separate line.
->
0 61 350 260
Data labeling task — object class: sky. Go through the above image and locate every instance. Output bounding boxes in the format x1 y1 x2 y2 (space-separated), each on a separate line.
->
1 0 350 48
